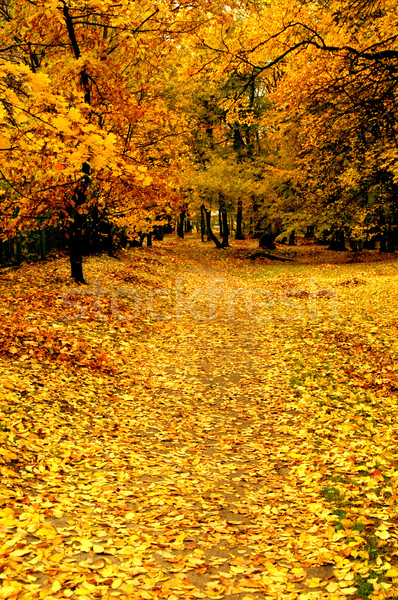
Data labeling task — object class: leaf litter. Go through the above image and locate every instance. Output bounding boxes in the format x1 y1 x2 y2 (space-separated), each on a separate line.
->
1 238 398 600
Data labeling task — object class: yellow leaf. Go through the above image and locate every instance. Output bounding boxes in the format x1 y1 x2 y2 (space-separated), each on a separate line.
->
386 567 398 578
50 553 64 563
10 548 30 557
230 565 247 574
129 567 147 576
375 530 390 540
30 72 50 92
326 582 339 592
82 581 96 591
51 581 62 593
79 539 93 552
341 519 353 529
0 589 17 599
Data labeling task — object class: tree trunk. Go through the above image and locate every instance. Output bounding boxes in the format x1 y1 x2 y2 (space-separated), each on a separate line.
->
70 213 87 283
221 206 230 247
185 217 192 233
153 226 163 241
200 205 206 242
348 237 359 251
388 226 398 251
90 205 100 253
249 196 258 235
288 230 296 246
63 6 91 283
147 233 152 247
259 218 283 250
259 226 276 249
305 225 315 238
107 222 116 257
328 229 347 251
364 237 376 250
69 162 90 283
235 199 244 240
177 211 185 238
219 193 229 247
203 205 222 248
218 208 223 237
40 228 47 259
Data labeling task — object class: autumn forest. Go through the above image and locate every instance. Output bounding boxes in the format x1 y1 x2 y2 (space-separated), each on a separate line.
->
1 0 398 599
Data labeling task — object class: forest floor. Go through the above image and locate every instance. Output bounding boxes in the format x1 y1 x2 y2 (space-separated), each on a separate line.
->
1 235 398 600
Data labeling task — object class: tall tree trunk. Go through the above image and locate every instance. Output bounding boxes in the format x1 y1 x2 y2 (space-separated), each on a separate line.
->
364 237 376 250
90 205 101 253
63 4 91 283
380 235 387 252
221 206 230 247
107 222 115 257
305 225 315 238
177 210 185 238
249 196 259 236
235 199 244 240
328 229 347 251
259 225 276 250
147 233 152 247
202 205 222 248
70 161 90 283
219 193 229 247
200 204 206 242
40 228 47 259
153 226 163 241
259 218 283 250
185 213 192 233
218 208 223 237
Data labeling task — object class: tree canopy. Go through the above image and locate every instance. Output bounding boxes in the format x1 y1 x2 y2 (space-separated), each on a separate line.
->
0 0 397 276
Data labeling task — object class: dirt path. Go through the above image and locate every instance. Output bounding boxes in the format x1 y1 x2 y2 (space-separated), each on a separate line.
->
1 239 398 599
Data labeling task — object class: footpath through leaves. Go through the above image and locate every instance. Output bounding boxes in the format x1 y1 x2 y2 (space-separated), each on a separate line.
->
1 239 398 600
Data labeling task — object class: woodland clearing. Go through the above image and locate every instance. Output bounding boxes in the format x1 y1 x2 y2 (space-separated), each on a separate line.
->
0 237 398 600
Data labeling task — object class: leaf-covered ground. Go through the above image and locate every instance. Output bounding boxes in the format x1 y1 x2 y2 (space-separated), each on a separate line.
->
1 238 398 600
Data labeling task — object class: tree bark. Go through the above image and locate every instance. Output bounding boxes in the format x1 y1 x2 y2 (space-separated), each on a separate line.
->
288 230 296 246
69 162 90 283
202 205 222 248
259 218 283 250
219 193 230 247
364 237 376 250
177 210 185 238
200 204 206 242
235 199 244 240
305 225 315 238
328 229 347 251
259 226 276 249
63 4 91 283
107 222 115 257
221 206 230 247
185 215 192 233
153 226 163 241
218 208 223 238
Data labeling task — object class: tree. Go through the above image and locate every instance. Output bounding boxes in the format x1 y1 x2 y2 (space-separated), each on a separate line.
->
180 67 277 246
0 0 219 281
192 0 398 247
